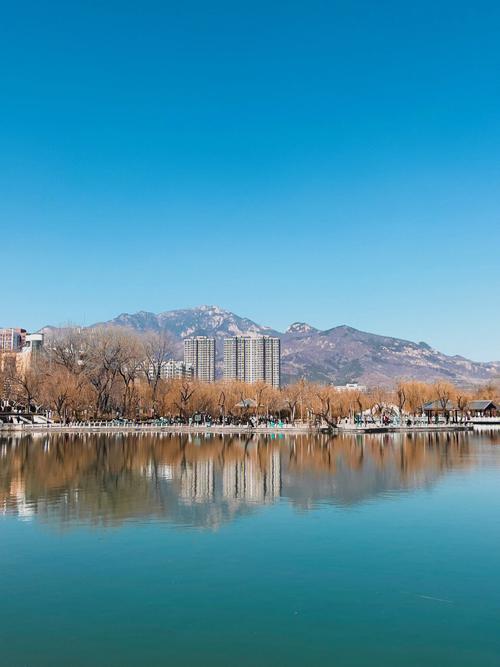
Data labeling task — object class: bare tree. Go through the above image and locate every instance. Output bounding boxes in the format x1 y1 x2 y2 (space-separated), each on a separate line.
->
44 366 80 422
395 381 407 418
455 391 471 422
218 389 226 423
282 382 303 424
174 381 195 421
112 330 144 417
433 381 456 423
82 328 124 417
140 332 175 414
313 387 340 428
253 382 268 422
368 386 388 421
8 362 45 414
46 327 87 375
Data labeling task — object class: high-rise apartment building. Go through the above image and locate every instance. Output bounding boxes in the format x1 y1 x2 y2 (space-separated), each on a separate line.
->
183 337 216 383
223 336 281 388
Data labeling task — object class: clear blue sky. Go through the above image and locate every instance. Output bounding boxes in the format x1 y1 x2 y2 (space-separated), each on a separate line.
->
1 1 499 360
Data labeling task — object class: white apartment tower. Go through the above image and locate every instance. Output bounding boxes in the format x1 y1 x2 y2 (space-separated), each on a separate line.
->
183 336 216 383
223 336 281 388
148 360 194 381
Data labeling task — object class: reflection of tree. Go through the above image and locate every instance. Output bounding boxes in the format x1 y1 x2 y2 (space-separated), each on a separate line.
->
0 431 488 529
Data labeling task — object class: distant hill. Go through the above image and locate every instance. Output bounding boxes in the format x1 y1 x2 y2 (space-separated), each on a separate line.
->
102 305 279 340
59 304 499 386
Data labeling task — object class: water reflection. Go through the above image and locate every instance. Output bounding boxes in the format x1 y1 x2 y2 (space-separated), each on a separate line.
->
1 431 498 528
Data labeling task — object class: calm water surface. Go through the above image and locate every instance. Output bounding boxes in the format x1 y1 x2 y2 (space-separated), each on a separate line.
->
1 430 500 666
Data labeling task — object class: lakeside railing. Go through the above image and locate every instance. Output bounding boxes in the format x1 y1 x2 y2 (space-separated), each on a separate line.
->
8 420 312 431
3 415 496 432
1 422 477 434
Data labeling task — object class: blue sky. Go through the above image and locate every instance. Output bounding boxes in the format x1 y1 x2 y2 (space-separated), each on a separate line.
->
1 1 499 360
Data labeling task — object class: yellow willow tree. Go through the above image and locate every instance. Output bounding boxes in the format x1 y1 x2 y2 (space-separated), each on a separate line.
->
0 355 16 404
134 378 155 419
338 388 367 422
259 383 281 420
7 359 45 413
394 380 408 418
311 385 342 427
225 381 251 420
252 381 269 421
266 385 283 420
403 381 433 415
44 364 82 422
455 389 472 421
472 382 499 402
282 380 306 424
367 386 390 420
433 380 457 411
166 380 196 420
189 381 219 417
215 384 228 422
298 381 320 424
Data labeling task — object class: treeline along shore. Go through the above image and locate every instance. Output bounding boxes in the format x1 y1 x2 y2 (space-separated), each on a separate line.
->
0 327 498 426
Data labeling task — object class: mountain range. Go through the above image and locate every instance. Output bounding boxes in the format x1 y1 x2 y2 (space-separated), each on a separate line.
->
85 305 500 386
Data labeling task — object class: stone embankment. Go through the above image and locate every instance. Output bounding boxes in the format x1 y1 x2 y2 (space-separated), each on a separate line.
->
0 421 479 435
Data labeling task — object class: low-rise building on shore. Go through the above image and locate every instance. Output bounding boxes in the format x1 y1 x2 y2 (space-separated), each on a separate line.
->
148 360 194 381
423 399 499 421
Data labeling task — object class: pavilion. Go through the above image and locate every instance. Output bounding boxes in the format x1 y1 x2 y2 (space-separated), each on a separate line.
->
467 400 498 418
422 399 499 422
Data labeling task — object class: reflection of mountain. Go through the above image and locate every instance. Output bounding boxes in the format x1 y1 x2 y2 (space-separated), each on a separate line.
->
0 432 490 529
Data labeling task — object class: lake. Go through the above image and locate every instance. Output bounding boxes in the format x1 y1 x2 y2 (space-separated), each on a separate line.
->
1 430 500 666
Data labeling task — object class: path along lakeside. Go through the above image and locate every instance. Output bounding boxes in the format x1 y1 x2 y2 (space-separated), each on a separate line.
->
0 422 480 435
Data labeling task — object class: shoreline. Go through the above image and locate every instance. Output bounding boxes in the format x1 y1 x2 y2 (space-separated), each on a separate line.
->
0 423 480 435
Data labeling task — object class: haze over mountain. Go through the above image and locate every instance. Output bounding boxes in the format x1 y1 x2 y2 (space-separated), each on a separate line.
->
83 305 500 386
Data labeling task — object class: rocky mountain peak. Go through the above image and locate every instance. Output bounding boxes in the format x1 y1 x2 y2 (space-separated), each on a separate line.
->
286 322 318 334
196 304 226 315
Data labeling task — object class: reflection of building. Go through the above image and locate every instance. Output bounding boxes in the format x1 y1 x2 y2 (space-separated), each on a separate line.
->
268 450 281 498
177 450 281 505
183 337 216 383
144 463 174 480
180 460 214 502
223 336 281 388
222 450 281 503
0 432 483 528
1 475 34 519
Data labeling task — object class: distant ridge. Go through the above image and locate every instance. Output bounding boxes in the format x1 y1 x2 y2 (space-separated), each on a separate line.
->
46 305 500 386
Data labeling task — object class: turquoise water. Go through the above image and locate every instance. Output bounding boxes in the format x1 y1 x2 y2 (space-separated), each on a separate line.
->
1 431 500 666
